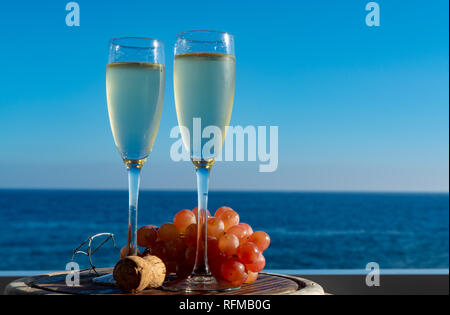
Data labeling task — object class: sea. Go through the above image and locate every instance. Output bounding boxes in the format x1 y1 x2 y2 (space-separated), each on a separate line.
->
0 190 448 271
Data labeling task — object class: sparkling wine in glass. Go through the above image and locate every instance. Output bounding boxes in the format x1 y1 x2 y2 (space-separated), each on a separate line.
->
107 37 165 256
164 30 236 292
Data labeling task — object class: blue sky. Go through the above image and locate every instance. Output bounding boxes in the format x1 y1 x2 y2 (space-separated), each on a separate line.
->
0 0 448 191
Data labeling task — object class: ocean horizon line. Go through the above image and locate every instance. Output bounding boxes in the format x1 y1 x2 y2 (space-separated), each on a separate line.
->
0 188 448 195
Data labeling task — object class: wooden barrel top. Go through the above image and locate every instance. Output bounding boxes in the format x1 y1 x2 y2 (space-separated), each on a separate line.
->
4 268 324 295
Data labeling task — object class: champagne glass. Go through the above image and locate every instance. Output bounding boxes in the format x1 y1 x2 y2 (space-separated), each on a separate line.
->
107 37 165 256
165 31 235 292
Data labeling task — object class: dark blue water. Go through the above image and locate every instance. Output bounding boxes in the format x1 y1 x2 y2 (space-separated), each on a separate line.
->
0 190 448 271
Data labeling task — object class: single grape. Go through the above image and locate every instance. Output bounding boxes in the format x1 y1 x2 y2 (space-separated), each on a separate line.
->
158 223 180 242
220 258 247 283
218 209 240 231
165 238 186 261
237 242 261 265
184 223 197 246
137 225 158 248
218 233 240 256
214 206 234 218
248 231 271 252
237 223 253 237
227 225 248 243
246 254 265 272
173 209 196 232
207 217 225 239
245 271 258 284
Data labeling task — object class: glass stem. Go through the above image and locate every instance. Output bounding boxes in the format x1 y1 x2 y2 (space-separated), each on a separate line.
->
193 166 211 276
127 164 141 256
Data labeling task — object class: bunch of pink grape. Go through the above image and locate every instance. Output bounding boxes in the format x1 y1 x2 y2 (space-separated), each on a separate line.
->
134 206 270 286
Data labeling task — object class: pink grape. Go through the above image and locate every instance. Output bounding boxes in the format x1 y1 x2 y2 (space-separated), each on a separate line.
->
218 209 240 231
207 217 225 238
137 225 158 248
248 231 271 252
237 223 253 237
214 206 234 218
158 223 180 242
227 225 248 243
237 242 261 265
218 233 240 256
220 258 246 282
246 254 266 272
174 210 196 232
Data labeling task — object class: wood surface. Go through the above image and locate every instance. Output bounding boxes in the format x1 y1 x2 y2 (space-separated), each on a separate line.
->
4 268 325 295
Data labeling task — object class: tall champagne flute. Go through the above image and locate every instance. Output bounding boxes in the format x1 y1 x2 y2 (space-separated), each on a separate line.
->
107 37 165 256
165 31 235 292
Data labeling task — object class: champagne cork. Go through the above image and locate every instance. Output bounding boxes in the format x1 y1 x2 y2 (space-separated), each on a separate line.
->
113 255 166 293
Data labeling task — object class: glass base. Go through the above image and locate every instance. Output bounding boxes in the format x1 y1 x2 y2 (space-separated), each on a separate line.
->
92 273 116 285
162 274 240 292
